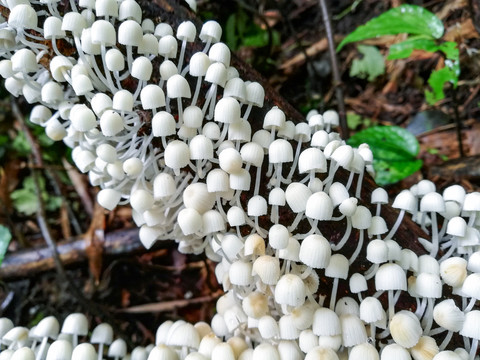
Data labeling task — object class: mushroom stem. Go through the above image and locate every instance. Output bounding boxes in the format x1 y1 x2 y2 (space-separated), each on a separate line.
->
329 278 339 310
323 161 339 192
288 212 305 233
469 338 478 360
97 343 104 360
35 337 48 360
191 76 203 106
254 166 262 196
439 330 454 350
364 264 379 280
286 140 302 181
331 217 352 251
349 229 364 265
422 298 434 334
464 297 476 312
384 209 405 241
388 290 395 321
177 40 187 72
370 324 376 344
355 168 365 199
429 212 439 257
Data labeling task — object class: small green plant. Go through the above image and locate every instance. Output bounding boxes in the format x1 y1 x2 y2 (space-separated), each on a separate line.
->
338 4 459 105
346 112 374 130
349 44 385 81
10 176 62 216
0 225 11 267
348 126 422 185
224 8 280 53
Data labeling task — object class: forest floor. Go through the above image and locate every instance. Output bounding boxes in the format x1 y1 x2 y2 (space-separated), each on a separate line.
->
0 0 479 346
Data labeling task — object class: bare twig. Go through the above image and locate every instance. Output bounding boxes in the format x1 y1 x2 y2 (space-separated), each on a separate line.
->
468 0 480 34
11 102 83 235
451 89 465 157
318 0 349 139
11 101 133 347
116 290 223 313
62 158 94 217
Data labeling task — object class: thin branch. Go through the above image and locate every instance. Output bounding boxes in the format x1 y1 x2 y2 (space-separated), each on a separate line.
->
12 101 134 347
29 157 135 347
318 0 349 139
11 102 83 235
116 290 223 313
451 89 465 158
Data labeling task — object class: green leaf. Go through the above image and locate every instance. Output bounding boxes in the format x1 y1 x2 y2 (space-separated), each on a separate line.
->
10 187 39 215
347 113 363 129
348 126 422 185
349 45 385 81
425 66 458 105
337 5 444 51
374 158 423 185
225 13 238 49
438 41 459 61
388 37 439 60
11 132 31 156
0 225 11 266
243 31 270 48
10 176 61 215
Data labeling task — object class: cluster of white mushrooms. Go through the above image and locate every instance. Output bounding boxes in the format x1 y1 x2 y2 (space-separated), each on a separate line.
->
1 0 480 359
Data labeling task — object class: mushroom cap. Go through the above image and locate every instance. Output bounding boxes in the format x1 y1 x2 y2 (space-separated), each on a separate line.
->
420 192 445 213
392 190 417 213
359 297 386 325
46 339 73 360
72 343 97 360
285 182 311 213
108 339 127 358
380 344 411 360
34 316 60 339
375 263 406 291
409 336 439 360
274 274 306 307
166 322 200 349
433 299 465 332
390 311 422 348
312 308 341 337
305 192 333 221
299 234 331 269
90 323 113 345
269 139 293 164
339 314 367 347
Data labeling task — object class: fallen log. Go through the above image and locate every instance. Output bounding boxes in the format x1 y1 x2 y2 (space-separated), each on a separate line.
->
0 228 144 279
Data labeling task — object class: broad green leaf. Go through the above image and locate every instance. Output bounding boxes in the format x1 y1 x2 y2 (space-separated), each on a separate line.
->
374 158 423 185
425 66 458 105
337 5 444 51
349 45 385 81
348 126 422 185
243 31 270 48
388 37 439 60
0 225 11 266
